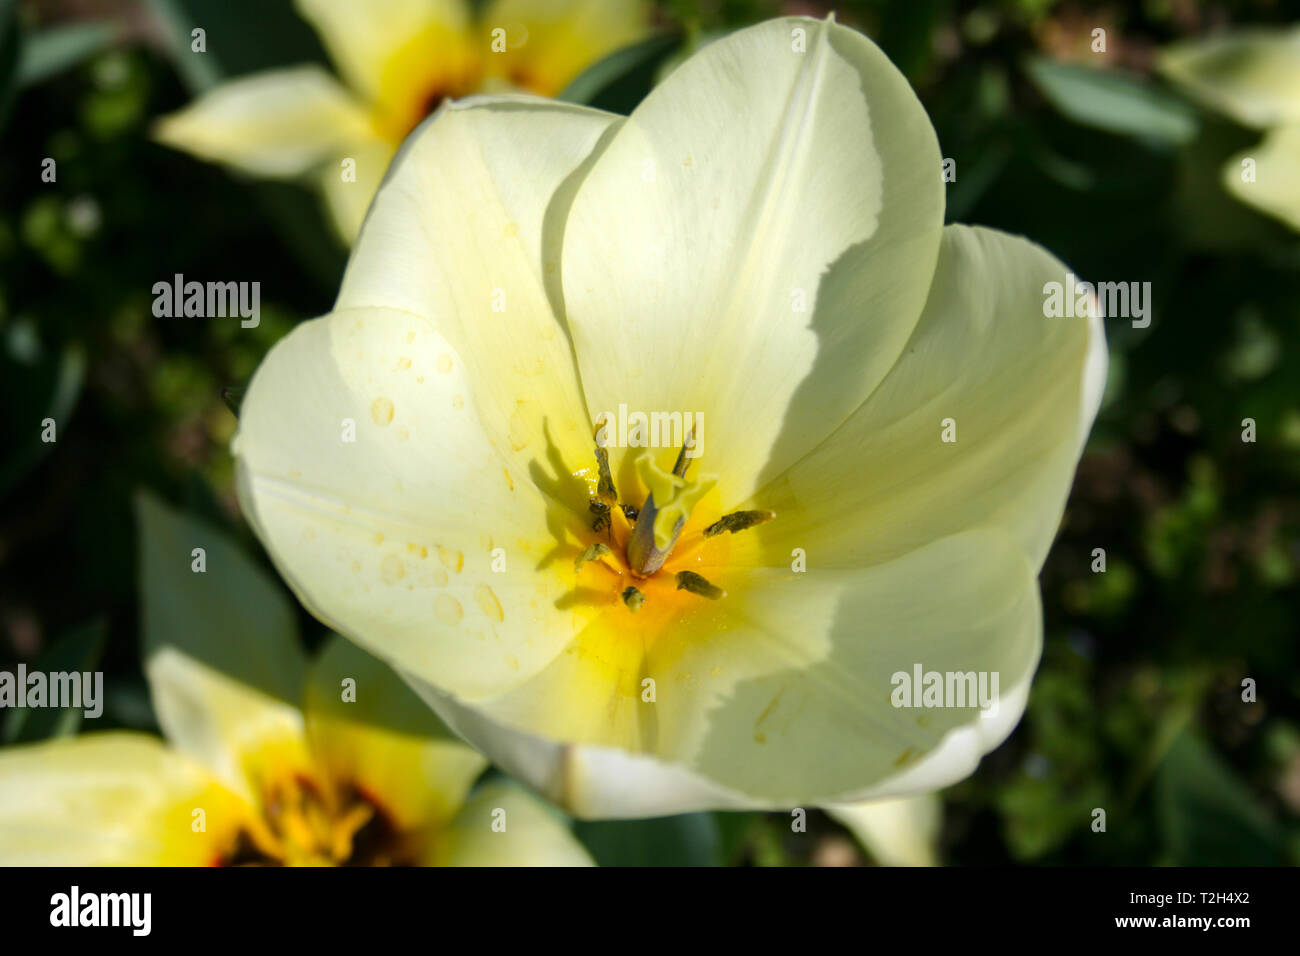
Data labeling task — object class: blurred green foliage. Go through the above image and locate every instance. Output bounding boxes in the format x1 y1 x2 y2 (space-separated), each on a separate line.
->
1 0 1296 865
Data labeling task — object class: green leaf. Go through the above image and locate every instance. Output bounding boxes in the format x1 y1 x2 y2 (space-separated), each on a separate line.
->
17 20 120 87
713 811 757 865
134 489 303 706
1155 729 1284 865
559 33 680 114
3 619 106 744
1025 57 1199 146
573 812 723 866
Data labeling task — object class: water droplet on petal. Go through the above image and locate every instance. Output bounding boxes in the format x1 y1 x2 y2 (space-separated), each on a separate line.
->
435 593 463 625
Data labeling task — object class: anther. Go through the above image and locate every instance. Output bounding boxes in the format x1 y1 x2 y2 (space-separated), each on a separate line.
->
589 499 611 533
621 586 646 612
574 542 611 573
704 509 775 537
671 427 695 479
592 431 618 506
675 570 725 599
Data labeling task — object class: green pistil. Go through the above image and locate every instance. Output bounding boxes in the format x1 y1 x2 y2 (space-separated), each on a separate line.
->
625 452 716 576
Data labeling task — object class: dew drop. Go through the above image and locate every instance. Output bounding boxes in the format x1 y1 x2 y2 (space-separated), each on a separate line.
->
475 584 504 622
435 593 463 625
380 554 405 585
371 397 394 426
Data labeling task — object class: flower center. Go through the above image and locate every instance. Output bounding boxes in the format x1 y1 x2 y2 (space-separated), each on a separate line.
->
573 428 774 615
220 775 412 867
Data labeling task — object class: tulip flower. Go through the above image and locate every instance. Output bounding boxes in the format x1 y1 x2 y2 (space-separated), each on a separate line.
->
233 17 1106 818
0 495 592 865
1160 26 1300 232
154 0 650 241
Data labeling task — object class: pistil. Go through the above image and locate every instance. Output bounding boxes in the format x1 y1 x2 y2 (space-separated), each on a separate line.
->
625 451 716 576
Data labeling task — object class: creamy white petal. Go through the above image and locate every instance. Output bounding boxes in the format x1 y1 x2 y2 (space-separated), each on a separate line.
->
317 140 396 244
426 779 594 865
238 100 630 703
734 224 1106 571
404 671 757 817
825 792 942 866
1159 27 1300 129
561 16 945 503
153 65 377 178
1225 124 1300 233
336 97 620 478
0 733 254 865
234 305 601 701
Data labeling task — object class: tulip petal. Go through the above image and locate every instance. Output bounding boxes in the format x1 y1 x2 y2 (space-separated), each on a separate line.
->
234 305 599 700
1159 26 1300 129
560 16 944 502
1225 124 1300 233
0 733 253 865
336 97 620 478
479 0 651 96
407 528 1040 815
825 792 942 866
406 676 755 817
426 779 594 865
734 224 1106 572
303 635 487 831
317 139 396 244
136 493 313 804
153 65 377 178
